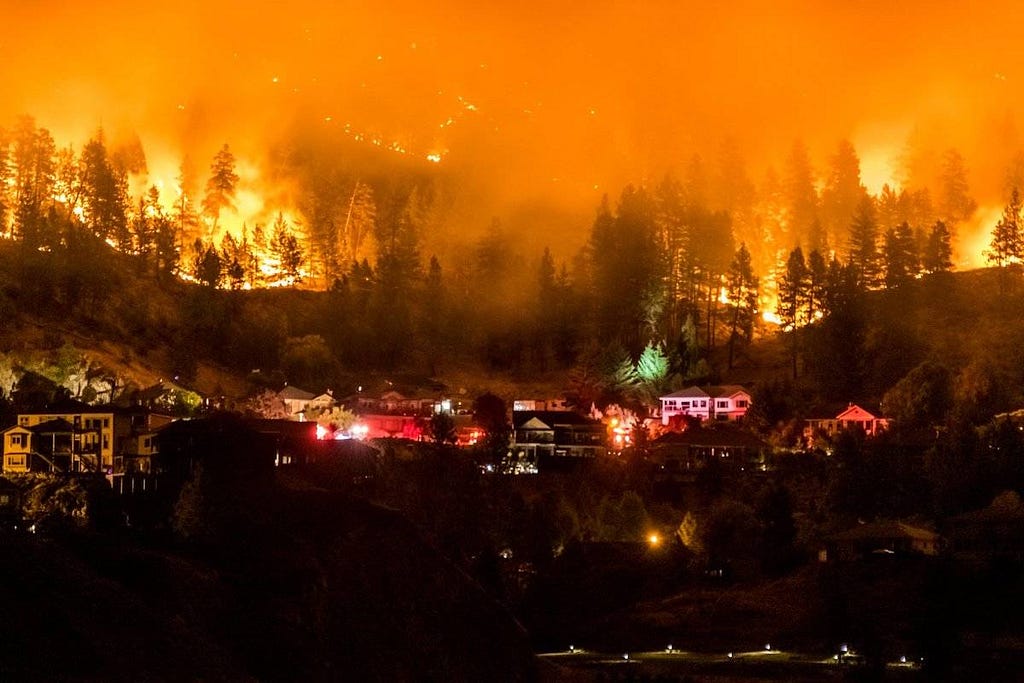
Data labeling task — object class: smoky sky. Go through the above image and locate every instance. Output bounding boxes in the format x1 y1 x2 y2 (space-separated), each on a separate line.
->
5 1 1024 237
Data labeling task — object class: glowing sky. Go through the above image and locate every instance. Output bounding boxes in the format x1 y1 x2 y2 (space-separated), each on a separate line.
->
4 1 1024 233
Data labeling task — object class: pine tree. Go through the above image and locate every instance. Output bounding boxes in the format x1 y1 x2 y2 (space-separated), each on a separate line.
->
923 221 953 275
883 221 919 288
777 247 808 378
847 195 882 289
201 144 239 233
726 243 759 369
987 189 1023 269
13 117 57 248
939 148 977 228
271 213 303 282
783 140 819 248
806 249 828 322
636 342 670 404
820 139 868 248
340 180 376 267
987 189 1023 295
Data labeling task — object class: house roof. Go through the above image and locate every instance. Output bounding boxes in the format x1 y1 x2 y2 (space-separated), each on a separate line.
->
2 425 31 435
706 385 751 399
29 418 81 434
835 404 885 421
660 385 751 401
951 491 1024 524
827 520 939 543
278 386 316 401
660 386 712 400
513 411 601 429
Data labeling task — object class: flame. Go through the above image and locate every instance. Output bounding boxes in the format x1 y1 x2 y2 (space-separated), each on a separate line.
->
958 204 1004 269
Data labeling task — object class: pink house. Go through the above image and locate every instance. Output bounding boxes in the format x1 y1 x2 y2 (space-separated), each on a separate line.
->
805 404 891 441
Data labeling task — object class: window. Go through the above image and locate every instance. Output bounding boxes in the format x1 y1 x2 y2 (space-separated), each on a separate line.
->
717 400 729 409
700 400 707 408
103 418 109 428
736 400 748 408
9 434 22 447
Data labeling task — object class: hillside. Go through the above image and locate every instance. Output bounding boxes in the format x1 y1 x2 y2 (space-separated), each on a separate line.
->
1 237 1023 414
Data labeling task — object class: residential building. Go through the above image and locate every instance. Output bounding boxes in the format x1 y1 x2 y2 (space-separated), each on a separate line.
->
513 398 570 412
659 385 751 425
3 400 120 473
278 385 318 420
509 411 607 472
947 491 1024 571
2 402 176 475
651 425 766 474
805 404 891 442
820 521 942 562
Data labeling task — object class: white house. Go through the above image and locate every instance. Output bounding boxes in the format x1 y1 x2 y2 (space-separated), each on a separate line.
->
659 385 751 425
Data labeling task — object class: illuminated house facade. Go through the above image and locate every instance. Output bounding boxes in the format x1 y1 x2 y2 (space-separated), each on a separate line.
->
2 402 121 473
2 404 176 475
659 385 751 425
805 404 891 441
509 411 607 472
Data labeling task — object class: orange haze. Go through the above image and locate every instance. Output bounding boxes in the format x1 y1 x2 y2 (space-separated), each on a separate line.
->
5 1 1024 256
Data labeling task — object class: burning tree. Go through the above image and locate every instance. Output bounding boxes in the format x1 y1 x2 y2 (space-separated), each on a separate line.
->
201 144 239 235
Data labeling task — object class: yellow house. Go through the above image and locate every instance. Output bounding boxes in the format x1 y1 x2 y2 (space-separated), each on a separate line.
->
6 401 120 473
3 425 36 472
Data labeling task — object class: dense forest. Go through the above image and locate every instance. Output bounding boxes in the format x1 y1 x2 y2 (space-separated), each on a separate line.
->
5 113 1024 415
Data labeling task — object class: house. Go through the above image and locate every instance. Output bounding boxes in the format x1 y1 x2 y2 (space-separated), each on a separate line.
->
131 380 204 416
805 404 891 442
509 411 607 472
659 385 751 425
947 491 1024 570
513 398 570 412
651 425 766 473
277 385 318 420
820 520 941 562
4 400 122 473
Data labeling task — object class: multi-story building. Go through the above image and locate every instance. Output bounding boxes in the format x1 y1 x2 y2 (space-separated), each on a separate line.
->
659 385 752 425
3 400 119 473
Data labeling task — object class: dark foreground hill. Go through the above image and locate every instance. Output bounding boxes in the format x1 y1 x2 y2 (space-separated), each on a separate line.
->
0 485 539 681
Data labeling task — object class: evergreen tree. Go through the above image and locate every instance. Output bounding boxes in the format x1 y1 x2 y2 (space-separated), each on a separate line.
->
783 140 819 248
939 148 977 228
847 195 882 289
270 213 303 282
883 221 919 288
173 160 201 245
340 180 376 267
635 342 670 405
193 239 222 288
201 144 239 233
726 243 759 369
923 220 953 275
806 249 829 322
820 139 868 248
12 117 56 248
79 130 128 245
0 126 11 235
777 246 808 378
987 188 1023 269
